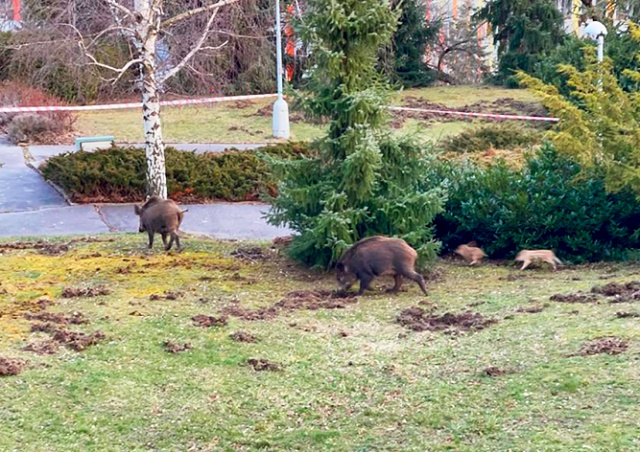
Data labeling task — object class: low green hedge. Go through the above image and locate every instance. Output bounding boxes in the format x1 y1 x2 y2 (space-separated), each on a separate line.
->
41 142 310 203
426 143 640 262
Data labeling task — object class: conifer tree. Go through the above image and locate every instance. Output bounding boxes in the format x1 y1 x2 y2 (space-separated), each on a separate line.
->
265 0 445 268
517 23 640 197
476 0 565 85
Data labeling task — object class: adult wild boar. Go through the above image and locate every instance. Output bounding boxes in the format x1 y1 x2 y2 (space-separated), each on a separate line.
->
336 236 428 296
134 196 186 251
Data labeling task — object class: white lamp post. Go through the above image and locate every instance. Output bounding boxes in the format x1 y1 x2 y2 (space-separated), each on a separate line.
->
272 0 290 139
583 19 608 63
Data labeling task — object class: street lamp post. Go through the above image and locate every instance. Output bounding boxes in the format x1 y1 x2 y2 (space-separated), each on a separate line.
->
272 0 290 139
583 19 608 63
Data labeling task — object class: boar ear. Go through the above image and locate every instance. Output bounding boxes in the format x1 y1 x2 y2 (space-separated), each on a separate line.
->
134 204 142 216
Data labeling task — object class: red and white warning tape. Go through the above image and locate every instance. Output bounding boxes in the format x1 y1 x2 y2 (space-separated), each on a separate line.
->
0 93 279 113
387 106 559 123
0 92 560 123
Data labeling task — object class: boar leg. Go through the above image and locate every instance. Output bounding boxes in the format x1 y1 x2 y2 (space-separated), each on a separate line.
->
173 233 182 251
161 233 169 250
520 259 530 270
147 231 154 249
357 273 375 295
386 274 404 293
407 271 428 296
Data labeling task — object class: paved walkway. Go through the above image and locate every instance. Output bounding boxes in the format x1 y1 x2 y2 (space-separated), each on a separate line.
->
0 139 291 239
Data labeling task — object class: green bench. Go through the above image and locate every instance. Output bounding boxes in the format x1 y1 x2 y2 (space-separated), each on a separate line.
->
74 135 115 151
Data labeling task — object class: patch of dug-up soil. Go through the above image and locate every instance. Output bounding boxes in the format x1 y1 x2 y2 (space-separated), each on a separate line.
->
192 315 228 328
230 331 258 343
149 291 184 301
615 311 640 319
222 290 358 321
0 240 69 255
397 96 548 124
574 336 629 356
0 356 27 376
231 247 268 261
591 281 640 303
397 307 496 333
61 286 111 298
516 304 547 314
549 292 599 304
163 341 193 354
481 366 512 377
24 311 88 325
23 340 59 355
30 323 106 352
246 358 281 372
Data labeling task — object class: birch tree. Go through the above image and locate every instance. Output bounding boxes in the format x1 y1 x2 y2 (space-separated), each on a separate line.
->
82 0 240 198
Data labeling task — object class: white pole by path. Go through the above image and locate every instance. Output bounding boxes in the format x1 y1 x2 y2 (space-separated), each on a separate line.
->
272 0 290 139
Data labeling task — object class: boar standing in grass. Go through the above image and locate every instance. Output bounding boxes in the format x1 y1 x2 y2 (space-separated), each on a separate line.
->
454 243 487 266
515 249 562 270
134 196 186 251
336 236 428 296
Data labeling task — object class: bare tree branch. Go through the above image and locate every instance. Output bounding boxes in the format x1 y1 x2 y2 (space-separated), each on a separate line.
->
158 7 226 83
104 0 135 19
161 0 241 29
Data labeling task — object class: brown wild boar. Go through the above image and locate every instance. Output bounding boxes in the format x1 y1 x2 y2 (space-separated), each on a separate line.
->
134 196 186 251
454 243 487 265
336 236 428 296
515 249 562 270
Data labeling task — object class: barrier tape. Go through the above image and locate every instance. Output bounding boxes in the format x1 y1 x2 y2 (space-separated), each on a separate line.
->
387 106 560 123
0 93 279 113
0 92 560 123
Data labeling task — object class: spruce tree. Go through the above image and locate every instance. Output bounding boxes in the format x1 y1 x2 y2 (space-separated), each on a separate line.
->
265 0 445 269
390 0 439 87
476 0 566 85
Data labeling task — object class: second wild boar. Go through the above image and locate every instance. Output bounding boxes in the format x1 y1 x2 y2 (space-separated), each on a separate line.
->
134 196 186 251
336 236 428 296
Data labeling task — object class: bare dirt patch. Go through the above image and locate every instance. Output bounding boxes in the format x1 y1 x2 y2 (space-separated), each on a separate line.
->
231 247 267 261
0 356 27 376
149 291 184 301
275 290 358 311
397 307 497 333
481 367 511 377
576 337 629 356
591 281 640 303
24 311 88 325
516 304 547 314
230 331 258 343
0 240 68 255
30 323 106 351
51 329 106 351
222 290 358 321
247 358 281 372
163 341 193 354
615 311 640 319
192 315 228 328
23 340 59 355
549 292 598 304
61 286 111 298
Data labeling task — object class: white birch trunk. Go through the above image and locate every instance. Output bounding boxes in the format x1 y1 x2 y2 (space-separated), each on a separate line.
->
135 0 168 199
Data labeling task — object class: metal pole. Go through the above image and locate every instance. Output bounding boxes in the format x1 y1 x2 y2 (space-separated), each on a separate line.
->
597 34 604 62
272 0 290 139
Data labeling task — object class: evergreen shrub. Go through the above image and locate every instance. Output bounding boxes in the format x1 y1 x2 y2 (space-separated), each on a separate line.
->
431 143 640 262
40 142 310 203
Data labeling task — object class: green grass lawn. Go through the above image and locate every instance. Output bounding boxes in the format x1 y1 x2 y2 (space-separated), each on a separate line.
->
1 235 639 450
74 86 542 145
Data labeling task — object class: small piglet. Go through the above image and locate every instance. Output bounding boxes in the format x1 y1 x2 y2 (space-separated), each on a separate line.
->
134 196 186 251
336 236 428 296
